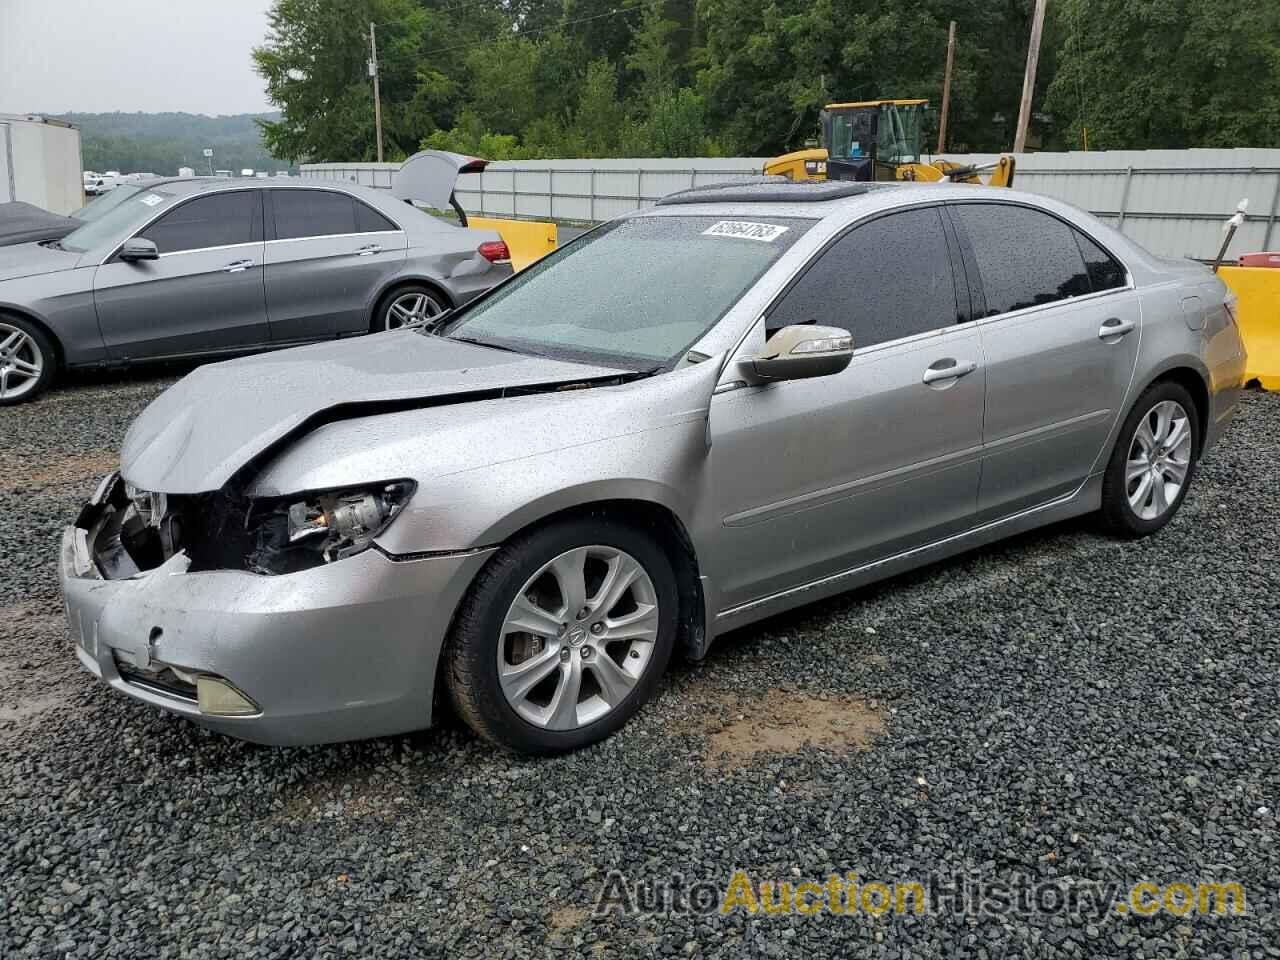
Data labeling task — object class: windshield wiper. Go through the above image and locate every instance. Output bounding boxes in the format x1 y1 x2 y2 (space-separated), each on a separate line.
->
41 239 64 250
449 335 533 357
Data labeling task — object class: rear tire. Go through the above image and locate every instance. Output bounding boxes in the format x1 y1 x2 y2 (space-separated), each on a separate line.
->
0 314 56 405
446 517 678 754
372 284 448 332
1100 380 1200 538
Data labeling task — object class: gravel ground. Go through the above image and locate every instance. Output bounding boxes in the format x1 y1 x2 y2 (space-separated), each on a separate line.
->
2 373 1278 959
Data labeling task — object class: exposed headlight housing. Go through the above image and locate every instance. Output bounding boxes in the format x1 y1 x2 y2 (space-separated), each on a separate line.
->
246 480 416 574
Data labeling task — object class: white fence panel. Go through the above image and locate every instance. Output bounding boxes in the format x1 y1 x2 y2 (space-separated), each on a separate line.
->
302 149 1280 259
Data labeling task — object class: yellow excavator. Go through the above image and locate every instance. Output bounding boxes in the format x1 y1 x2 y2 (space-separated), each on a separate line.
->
764 99 1016 187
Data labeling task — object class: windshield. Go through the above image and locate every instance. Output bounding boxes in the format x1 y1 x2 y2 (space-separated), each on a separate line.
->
73 183 144 221
443 214 812 369
60 187 175 253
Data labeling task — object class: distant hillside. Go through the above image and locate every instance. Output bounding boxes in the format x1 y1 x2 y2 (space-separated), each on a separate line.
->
48 112 289 176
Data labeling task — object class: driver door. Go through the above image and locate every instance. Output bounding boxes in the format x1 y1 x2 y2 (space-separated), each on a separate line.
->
703 206 986 611
93 190 269 361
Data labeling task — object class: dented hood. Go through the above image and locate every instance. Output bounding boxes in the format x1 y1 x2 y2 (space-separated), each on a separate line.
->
120 332 625 494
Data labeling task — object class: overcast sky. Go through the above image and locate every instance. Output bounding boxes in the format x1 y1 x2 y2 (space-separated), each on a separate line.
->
0 0 274 115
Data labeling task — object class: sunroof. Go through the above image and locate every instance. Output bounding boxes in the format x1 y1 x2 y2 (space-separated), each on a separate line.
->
656 177 905 206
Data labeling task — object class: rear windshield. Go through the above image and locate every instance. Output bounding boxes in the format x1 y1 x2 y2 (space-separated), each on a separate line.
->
443 214 812 369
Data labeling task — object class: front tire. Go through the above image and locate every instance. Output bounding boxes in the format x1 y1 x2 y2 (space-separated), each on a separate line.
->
0 315 56 405
446 517 678 754
1100 381 1200 538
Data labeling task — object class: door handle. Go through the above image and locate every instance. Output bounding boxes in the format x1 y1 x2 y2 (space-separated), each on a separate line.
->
1098 317 1135 340
355 244 381 256
922 359 978 384
223 259 254 273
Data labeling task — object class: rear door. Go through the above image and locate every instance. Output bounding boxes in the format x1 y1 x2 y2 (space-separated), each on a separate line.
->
947 201 1140 520
93 189 269 360
706 205 986 610
263 188 406 342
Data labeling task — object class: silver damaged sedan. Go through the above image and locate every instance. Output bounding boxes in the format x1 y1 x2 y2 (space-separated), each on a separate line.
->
60 180 1248 753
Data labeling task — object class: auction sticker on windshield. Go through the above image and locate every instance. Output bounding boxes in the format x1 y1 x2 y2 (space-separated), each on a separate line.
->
702 221 789 242
139 194 165 207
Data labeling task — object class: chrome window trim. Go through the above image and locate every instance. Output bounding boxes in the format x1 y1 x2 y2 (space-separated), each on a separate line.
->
99 185 264 266
719 198 971 373
706 193 1138 387
968 281 1137 332
154 240 263 260
941 196 1137 317
268 185 405 237
264 229 405 245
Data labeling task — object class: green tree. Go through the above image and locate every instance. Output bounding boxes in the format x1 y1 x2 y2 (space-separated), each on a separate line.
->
1046 0 1280 149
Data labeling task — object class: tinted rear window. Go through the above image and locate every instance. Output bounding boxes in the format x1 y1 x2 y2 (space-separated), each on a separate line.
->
951 203 1091 316
272 189 357 239
1073 229 1127 292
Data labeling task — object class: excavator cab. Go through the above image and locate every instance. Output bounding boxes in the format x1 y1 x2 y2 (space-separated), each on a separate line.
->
763 97 1015 187
822 99 928 182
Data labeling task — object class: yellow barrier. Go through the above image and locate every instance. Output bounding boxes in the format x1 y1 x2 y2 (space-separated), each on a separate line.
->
470 216 558 272
1220 266 1280 390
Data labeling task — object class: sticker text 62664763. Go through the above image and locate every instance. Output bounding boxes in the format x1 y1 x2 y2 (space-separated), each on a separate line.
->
702 221 790 243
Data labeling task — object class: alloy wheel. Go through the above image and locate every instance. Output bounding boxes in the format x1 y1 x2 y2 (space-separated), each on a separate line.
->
497 545 660 731
0 323 44 402
1125 399 1192 520
384 291 444 330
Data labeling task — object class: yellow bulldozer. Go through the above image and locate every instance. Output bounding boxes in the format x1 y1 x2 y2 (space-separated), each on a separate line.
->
764 99 1016 187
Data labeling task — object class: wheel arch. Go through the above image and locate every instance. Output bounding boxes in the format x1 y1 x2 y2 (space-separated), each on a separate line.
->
1137 361 1211 458
474 494 707 663
0 305 64 371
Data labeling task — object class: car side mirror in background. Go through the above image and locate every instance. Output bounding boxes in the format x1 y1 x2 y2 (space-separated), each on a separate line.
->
119 238 159 262
739 325 854 383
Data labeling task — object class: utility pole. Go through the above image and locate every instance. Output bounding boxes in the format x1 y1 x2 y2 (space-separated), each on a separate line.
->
368 22 384 163
1013 0 1048 153
936 21 957 154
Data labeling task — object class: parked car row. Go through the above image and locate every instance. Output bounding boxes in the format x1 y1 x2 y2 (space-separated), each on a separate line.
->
0 176 512 403
55 178 1247 754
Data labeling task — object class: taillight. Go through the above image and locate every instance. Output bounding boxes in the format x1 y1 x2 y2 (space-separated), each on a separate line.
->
477 240 510 264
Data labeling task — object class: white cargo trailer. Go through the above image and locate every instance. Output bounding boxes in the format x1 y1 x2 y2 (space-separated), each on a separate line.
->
0 114 84 215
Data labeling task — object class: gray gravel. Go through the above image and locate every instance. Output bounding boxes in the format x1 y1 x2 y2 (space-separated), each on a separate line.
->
2 373 1278 959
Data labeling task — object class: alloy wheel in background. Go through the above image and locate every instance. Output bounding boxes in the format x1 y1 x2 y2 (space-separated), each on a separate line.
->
1125 399 1193 521
497 545 660 732
383 291 445 331
0 322 45 402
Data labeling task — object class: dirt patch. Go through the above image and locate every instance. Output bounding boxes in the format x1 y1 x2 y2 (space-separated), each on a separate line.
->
548 904 589 931
684 688 886 771
280 776 419 823
0 601 77 736
1 451 119 491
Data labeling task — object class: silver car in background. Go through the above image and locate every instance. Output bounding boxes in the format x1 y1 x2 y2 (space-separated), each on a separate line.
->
0 177 512 403
59 180 1247 754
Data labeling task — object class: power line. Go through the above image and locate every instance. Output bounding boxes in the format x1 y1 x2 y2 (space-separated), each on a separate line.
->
419 0 665 59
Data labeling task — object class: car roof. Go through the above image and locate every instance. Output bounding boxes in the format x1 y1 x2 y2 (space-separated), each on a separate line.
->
136 177 374 199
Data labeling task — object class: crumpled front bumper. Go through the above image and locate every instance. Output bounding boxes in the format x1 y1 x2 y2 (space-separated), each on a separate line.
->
60 473 495 746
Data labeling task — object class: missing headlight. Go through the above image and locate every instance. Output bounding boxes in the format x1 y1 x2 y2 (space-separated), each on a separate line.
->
246 481 415 575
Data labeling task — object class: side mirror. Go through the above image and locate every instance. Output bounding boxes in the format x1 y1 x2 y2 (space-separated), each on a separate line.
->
739 325 853 384
119 237 159 262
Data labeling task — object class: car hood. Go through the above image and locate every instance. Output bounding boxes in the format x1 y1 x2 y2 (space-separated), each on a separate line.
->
0 240 82 281
0 201 80 248
120 332 628 494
